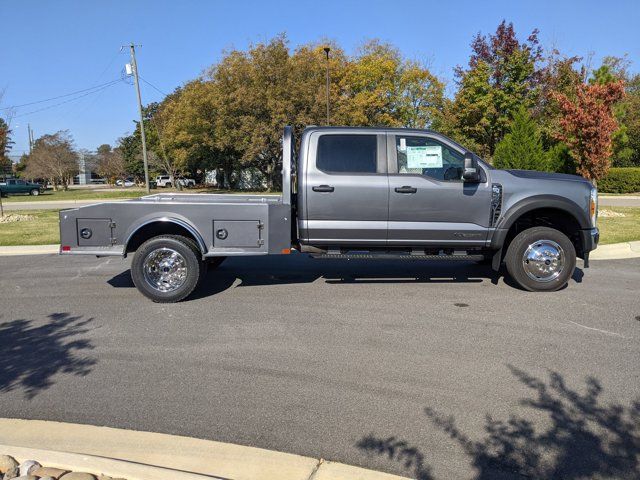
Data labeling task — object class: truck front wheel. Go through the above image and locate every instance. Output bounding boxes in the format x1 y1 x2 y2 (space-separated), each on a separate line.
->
504 226 576 292
131 235 205 302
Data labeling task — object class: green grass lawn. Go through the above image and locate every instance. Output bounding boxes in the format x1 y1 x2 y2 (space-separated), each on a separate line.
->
2 188 146 202
1 206 638 247
597 207 640 245
0 210 60 246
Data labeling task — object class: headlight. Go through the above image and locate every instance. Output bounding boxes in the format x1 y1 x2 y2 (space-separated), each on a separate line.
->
590 186 598 227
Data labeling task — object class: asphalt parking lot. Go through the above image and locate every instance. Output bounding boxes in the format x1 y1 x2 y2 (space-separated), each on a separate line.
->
1 253 639 479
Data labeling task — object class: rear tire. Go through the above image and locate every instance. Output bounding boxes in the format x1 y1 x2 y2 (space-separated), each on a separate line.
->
30 189 40 196
131 235 205 302
505 226 576 292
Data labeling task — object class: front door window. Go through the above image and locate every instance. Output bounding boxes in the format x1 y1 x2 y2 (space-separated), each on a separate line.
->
395 136 464 181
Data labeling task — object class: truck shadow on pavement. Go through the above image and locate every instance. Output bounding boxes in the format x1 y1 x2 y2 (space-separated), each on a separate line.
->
357 366 640 480
0 313 96 399
107 254 585 299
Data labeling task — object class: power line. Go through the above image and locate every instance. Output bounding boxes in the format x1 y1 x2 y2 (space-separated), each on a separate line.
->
139 76 168 97
13 81 123 118
0 78 122 110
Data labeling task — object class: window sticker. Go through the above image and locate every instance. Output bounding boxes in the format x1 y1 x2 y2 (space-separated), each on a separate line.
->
406 145 443 168
399 138 407 152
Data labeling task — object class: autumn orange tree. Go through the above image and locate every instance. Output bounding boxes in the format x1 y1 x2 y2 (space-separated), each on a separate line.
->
552 81 625 182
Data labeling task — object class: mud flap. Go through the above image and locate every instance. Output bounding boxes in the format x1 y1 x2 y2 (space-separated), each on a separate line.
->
491 248 503 271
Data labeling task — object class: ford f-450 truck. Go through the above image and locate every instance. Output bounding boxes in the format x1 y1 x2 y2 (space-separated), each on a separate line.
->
59 126 599 302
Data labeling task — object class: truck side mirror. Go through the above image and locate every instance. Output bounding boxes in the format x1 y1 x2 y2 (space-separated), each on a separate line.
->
463 153 480 182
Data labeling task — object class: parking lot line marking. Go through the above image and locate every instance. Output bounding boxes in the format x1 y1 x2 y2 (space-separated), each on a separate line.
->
567 320 627 338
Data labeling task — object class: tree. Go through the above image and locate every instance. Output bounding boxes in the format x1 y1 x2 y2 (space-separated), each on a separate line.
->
24 131 78 190
447 21 543 158
536 51 584 148
95 144 126 185
494 106 549 171
336 40 444 128
589 59 634 166
116 134 144 179
155 80 222 181
201 35 444 190
117 103 164 180
553 81 625 182
623 73 640 166
0 118 13 175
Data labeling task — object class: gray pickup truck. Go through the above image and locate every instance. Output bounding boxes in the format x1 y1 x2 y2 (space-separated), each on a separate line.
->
59 126 599 302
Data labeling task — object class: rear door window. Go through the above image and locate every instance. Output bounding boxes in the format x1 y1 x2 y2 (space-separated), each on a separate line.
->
317 134 377 173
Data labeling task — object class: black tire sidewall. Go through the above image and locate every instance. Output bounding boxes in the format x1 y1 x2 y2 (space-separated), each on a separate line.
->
505 226 576 292
131 235 203 302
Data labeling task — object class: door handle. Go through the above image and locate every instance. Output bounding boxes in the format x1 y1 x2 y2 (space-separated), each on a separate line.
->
394 186 417 194
312 185 335 193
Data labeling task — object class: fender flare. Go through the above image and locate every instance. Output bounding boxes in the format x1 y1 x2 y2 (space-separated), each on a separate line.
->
123 217 208 255
490 194 589 249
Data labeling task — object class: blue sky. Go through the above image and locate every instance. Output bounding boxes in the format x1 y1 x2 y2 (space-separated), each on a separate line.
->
1 0 639 156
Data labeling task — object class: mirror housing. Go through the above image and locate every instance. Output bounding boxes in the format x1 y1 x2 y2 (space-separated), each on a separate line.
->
462 153 480 182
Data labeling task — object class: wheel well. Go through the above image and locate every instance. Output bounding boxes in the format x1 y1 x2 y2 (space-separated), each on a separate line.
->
125 221 204 254
504 208 584 257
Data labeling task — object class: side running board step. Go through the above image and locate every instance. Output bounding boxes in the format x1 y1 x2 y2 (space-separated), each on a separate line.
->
312 253 484 261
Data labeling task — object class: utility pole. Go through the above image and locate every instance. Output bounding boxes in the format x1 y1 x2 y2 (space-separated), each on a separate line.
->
128 43 150 193
27 124 33 154
324 47 331 125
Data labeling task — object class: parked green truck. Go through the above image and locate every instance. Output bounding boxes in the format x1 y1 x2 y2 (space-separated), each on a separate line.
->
0 178 45 196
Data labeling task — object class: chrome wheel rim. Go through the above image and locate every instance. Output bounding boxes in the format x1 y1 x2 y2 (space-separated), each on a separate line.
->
522 239 565 283
142 248 188 292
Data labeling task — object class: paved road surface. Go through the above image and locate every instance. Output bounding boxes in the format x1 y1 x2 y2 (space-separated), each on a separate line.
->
1 254 639 479
3 195 640 211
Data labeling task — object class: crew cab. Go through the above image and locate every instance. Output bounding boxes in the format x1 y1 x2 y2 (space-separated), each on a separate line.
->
0 178 44 196
59 126 599 302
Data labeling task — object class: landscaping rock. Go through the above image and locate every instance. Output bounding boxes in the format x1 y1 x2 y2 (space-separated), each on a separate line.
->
59 474 96 480
32 467 68 479
18 461 40 477
0 456 18 474
12 476 37 480
38 477 56 480
3 466 19 479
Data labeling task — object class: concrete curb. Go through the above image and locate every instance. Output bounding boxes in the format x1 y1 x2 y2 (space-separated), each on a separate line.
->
0 419 408 480
0 244 59 256
0 444 222 480
590 240 640 260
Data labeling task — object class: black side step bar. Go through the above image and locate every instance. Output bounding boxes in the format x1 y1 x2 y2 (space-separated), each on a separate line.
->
311 253 484 261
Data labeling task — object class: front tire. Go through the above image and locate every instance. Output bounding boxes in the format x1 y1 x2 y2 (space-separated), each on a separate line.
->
30 189 40 196
505 226 576 292
131 235 205 302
